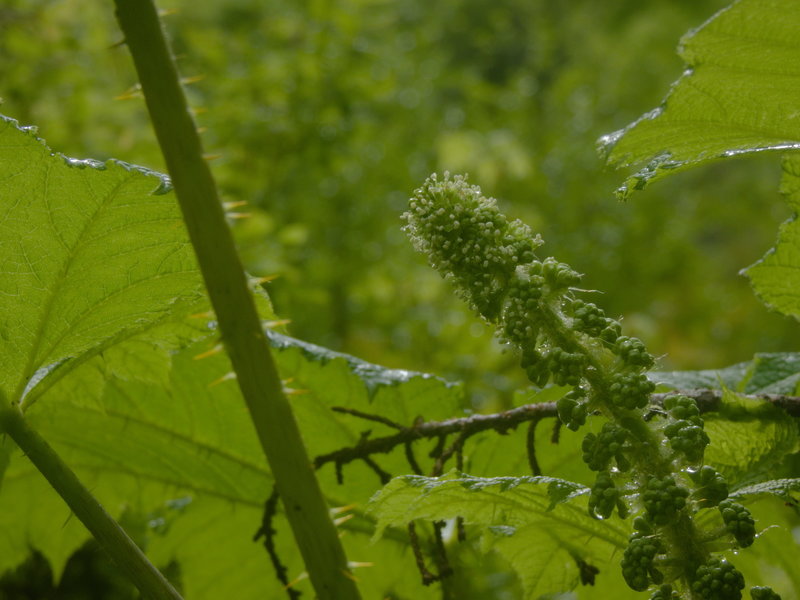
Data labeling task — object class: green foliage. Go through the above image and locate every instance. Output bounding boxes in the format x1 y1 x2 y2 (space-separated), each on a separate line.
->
717 499 756 548
621 528 664 592
2 0 800 598
0 117 207 408
368 473 628 599
691 558 745 600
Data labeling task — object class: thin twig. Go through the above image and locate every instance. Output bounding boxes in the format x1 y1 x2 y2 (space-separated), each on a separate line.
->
407 522 439 586
253 487 302 600
526 419 542 476
314 390 800 475
331 406 405 430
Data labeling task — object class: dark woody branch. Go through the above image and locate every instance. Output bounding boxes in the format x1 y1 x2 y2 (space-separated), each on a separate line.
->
314 389 800 473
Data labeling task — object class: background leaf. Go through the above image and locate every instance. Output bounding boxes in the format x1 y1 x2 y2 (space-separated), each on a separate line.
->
601 0 800 196
369 473 629 598
0 116 206 407
745 154 800 318
1 324 467 598
651 352 800 394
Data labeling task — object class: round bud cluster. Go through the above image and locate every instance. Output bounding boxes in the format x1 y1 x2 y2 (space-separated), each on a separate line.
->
650 584 679 600
614 336 655 368
750 586 782 600
541 256 581 290
599 321 622 344
620 530 664 591
403 173 541 320
718 499 756 548
689 466 729 508
581 422 629 472
608 372 655 410
548 347 588 386
664 395 702 422
691 558 745 600
556 391 588 431
588 472 627 519
663 419 710 462
570 300 610 336
642 475 689 525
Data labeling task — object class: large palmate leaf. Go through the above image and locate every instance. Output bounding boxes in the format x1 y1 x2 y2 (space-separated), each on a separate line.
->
651 351 800 395
0 116 207 408
1 327 464 598
600 0 800 196
652 354 800 488
600 0 800 318
369 473 630 599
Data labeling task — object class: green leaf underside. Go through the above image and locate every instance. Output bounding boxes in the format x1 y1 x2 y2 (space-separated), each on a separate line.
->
266 330 458 401
601 0 800 197
651 351 800 394
0 115 207 406
369 473 629 598
699 389 798 490
731 477 800 500
744 154 800 318
1 325 463 597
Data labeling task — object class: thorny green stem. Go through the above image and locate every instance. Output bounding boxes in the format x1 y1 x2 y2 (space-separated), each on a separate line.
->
112 2 361 598
0 404 182 600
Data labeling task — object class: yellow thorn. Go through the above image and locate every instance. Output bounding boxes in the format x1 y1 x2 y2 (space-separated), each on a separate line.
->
209 372 236 387
283 387 308 396
196 126 208 134
348 562 374 569
191 106 208 115
193 344 223 360
108 38 126 49
189 310 214 319
113 84 143 101
224 200 248 210
158 8 179 16
264 319 291 329
341 569 360 582
253 274 280 285
181 74 206 85
284 572 308 589
333 514 354 526
330 503 357 515
226 211 252 220
203 153 222 162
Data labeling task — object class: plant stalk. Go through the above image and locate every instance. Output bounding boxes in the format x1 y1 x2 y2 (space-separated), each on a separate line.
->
0 405 182 600
112 1 361 598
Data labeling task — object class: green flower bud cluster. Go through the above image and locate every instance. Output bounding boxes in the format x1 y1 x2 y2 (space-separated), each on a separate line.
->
556 390 588 431
641 475 690 526
717 499 756 548
570 300 611 336
608 372 655 410
404 173 540 321
689 466 729 508
621 526 665 591
588 471 628 519
750 586 782 600
662 395 710 462
581 422 630 471
615 336 655 368
691 558 745 600
404 174 767 599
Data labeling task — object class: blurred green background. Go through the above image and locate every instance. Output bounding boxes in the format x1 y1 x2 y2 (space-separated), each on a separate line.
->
1 0 798 595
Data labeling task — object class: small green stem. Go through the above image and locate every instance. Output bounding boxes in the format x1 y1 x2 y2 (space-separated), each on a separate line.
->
112 2 361 598
0 405 182 600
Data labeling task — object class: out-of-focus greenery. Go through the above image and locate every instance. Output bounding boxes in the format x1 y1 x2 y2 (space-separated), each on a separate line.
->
1 0 795 407
2 0 799 597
